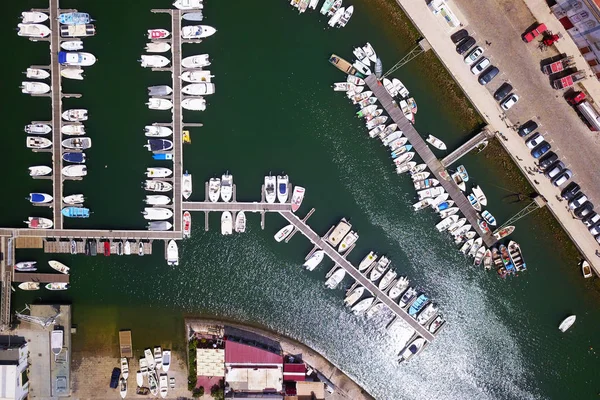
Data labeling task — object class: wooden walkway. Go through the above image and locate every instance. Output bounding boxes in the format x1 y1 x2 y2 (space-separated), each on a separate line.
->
365 75 496 247
0 228 180 240
0 237 13 330
279 211 435 342
184 201 291 212
441 129 494 167
49 0 63 229
12 273 70 284
171 10 183 234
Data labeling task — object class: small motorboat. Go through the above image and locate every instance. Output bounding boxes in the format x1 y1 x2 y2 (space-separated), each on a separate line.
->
344 286 364 307
46 283 69 291
145 126 172 137
15 261 37 272
61 40 84 50
182 98 206 111
379 269 397 291
582 261 593 278
63 194 84 204
159 373 168 398
473 246 486 266
363 42 377 64
146 167 172 178
61 67 84 80
58 51 96 67
358 251 377 271
59 12 91 25
148 85 172 96
144 139 173 152
62 124 85 135
388 276 410 300
481 210 497 226
182 12 204 21
182 83 215 95
303 250 324 271
147 29 170 40
24 216 53 229
182 55 210 68
221 211 233 235
235 211 246 233
221 173 233 202
426 134 447 150
559 315 576 332
25 123 51 134
181 70 214 83
494 225 515 240
25 68 50 80
182 172 193 199
49 260 70 274
147 98 173 110
291 186 305 213
327 7 345 27
21 11 49 24
145 42 171 53
62 109 88 121
174 0 204 10
183 211 192 237
325 268 346 289
351 297 374 314
149 372 158 397
119 378 127 399
140 55 170 68
338 231 358 253
277 175 289 203
142 207 173 220
399 287 417 308
148 221 173 231
17 23 51 38
18 282 40 291
62 137 92 149
63 152 86 164
162 350 171 372
181 25 216 39
398 337 426 363
264 175 276 203
145 195 171 205
396 161 417 174
26 137 51 149
483 249 493 270
337 5 354 27
274 224 294 242
208 178 221 202
353 59 372 76
370 256 390 282
62 165 87 177
60 24 95 38
21 81 50 94
62 206 90 218
473 185 487 206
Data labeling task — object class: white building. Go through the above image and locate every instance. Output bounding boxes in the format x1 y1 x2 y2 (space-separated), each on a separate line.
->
0 341 29 400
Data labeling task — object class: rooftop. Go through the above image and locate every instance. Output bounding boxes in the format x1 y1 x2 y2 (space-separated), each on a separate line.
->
225 340 283 365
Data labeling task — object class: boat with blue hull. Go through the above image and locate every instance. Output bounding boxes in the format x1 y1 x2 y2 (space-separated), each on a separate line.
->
62 207 90 218
152 153 173 160
145 139 173 152
63 152 86 164
59 13 91 25
28 193 53 204
408 294 429 316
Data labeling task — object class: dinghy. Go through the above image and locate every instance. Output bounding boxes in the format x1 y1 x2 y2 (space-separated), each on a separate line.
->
182 83 215 95
174 0 204 10
221 212 233 235
147 29 170 40
182 98 206 111
21 12 49 24
62 124 85 135
59 12 91 25
28 193 53 204
58 51 96 66
62 137 92 149
146 167 172 178
61 67 84 80
19 282 40 291
61 40 83 50
140 55 170 68
25 68 50 80
25 123 51 134
62 152 86 163
26 137 51 149
182 172 193 199
63 194 84 204
181 70 214 83
145 139 173 152
21 82 50 94
182 12 204 21
145 126 172 137
15 261 37 272
49 260 70 274
426 134 447 150
234 211 246 233
29 166 52 176
62 109 88 121
24 217 53 229
148 221 173 231
147 98 173 110
62 165 87 177
181 25 216 39
17 24 51 38
183 211 192 237
145 42 171 53
166 241 179 266
145 195 171 205
182 55 210 68
46 283 69 291
142 208 174 220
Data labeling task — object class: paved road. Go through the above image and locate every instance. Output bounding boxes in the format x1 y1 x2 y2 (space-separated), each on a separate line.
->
395 0 600 275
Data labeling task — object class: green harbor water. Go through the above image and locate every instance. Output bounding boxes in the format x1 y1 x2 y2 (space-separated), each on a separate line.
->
2 1 600 398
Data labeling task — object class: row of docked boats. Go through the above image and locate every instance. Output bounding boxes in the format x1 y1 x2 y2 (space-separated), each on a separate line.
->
17 260 70 291
131 346 172 398
289 0 354 28
17 11 95 39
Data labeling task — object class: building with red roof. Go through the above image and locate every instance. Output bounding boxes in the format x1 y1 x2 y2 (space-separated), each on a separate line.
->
224 340 284 394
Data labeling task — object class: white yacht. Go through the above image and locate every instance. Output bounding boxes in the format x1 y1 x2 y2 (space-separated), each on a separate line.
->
182 83 215 96
29 165 52 176
338 231 358 253
166 240 179 266
235 211 246 233
17 23 50 38
302 250 324 271
61 40 83 50
145 42 171 53
147 98 173 110
344 286 364 306
145 180 172 192
140 55 170 68
182 172 193 199
221 211 233 235
25 68 50 80
274 224 294 242
145 195 171 205
21 81 50 94
145 126 172 137
174 0 204 10
146 167 172 178
181 25 216 39
358 251 377 271
121 357 129 380
21 11 48 24
220 173 233 202
182 55 210 68
26 137 51 149
388 276 409 300
142 208 173 221
369 256 390 282
351 297 374 315
62 165 87 177
181 70 214 83
62 109 88 121
379 269 397 291
208 178 221 202
181 98 206 111
325 268 346 289
264 175 276 203
276 175 289 203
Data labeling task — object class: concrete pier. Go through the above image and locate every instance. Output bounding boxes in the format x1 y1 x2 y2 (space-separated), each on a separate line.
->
441 129 494 167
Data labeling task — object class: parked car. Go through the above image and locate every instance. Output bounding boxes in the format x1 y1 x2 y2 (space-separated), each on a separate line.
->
595 233 600 245
584 212 600 227
478 66 500 85
552 169 572 186
531 141 551 158
451 29 469 43
109 368 121 389
588 221 600 235
471 57 490 74
561 181 580 200
569 192 588 209
464 46 484 65
522 23 548 43
494 83 513 101
501 94 519 110
574 201 594 219
526 132 544 149
456 36 476 55
544 161 565 178
538 152 558 170
518 120 538 137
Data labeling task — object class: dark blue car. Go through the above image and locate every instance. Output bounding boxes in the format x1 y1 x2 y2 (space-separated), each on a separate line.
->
109 368 120 389
531 141 551 158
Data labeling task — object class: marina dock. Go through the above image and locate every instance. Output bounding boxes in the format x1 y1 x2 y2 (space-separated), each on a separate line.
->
49 0 63 229
441 129 494 167
364 75 496 247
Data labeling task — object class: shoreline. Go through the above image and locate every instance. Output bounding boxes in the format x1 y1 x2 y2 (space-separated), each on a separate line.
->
185 317 375 400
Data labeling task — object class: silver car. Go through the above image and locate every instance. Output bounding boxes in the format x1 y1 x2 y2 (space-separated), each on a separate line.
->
464 47 484 65
501 94 519 110
471 57 490 75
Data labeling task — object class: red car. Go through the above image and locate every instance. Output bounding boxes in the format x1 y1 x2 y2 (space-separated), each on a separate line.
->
522 23 547 43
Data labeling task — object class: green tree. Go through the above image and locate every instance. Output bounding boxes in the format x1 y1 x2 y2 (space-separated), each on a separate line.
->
211 384 224 400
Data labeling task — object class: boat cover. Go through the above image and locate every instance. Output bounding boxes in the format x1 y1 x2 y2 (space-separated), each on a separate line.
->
31 194 46 203
148 139 173 151
62 206 90 218
59 13 90 25
63 152 85 163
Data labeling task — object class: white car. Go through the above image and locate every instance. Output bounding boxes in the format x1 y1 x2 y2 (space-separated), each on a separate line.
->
471 57 490 75
464 47 484 65
501 94 519 110
526 132 544 149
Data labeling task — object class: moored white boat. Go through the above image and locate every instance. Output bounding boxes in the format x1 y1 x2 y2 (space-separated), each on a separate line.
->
370 256 390 282
379 269 397 290
325 268 346 289
363 42 377 64
25 68 50 80
291 186 305 213
398 337 426 362
264 175 276 203
147 98 173 110
148 85 173 96
303 250 324 271
162 350 171 372
426 134 447 150
344 286 365 306
26 137 51 149
62 109 88 121
388 276 409 300
145 126 172 137
29 165 52 176
182 54 210 68
338 231 358 253
46 282 69 291
62 137 91 149
221 212 233 235
62 165 87 177
559 315 576 332
146 167 172 178
61 40 83 50
58 52 96 67
15 261 37 272
181 25 216 39
181 70 214 83
17 23 50 38
145 180 172 192
182 83 215 96
358 251 377 271
145 42 171 53
145 195 171 205
140 55 170 68
24 216 53 229
173 0 204 10
142 207 173 220
327 7 345 27
183 12 204 21
147 29 170 40
181 98 206 111
18 282 40 291
337 5 354 27
220 173 233 202
274 224 294 242
61 67 84 80
208 178 221 202
351 297 374 314
277 175 289 203
49 260 70 275
21 11 49 24
235 211 246 233
25 123 51 134
582 261 593 278
21 81 50 94
182 172 193 199
473 185 487 206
